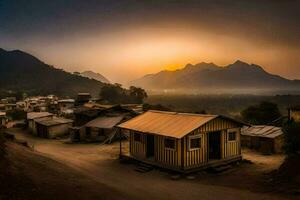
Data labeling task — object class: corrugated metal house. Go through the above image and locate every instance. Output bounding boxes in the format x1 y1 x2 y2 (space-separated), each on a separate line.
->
241 125 284 154
70 115 124 143
118 110 245 172
35 117 73 139
27 112 54 135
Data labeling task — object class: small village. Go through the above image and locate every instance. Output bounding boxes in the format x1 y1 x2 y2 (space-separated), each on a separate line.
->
0 92 300 199
0 1 299 199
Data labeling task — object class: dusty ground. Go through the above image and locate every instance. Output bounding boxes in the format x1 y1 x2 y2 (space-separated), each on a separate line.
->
5 128 300 200
0 142 129 200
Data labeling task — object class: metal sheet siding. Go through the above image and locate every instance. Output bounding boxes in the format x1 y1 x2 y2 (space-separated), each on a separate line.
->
129 131 146 158
126 116 242 170
154 136 181 168
184 118 241 168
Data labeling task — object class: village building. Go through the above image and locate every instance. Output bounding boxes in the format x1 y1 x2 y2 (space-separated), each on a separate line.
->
57 99 75 112
5 103 17 111
71 115 124 143
241 125 284 154
289 105 300 122
0 112 7 127
35 117 73 139
0 104 5 112
75 93 91 106
73 103 137 126
27 112 54 135
16 101 26 110
118 110 246 172
70 104 137 142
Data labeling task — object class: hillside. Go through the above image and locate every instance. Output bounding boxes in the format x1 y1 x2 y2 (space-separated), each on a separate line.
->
132 61 300 93
0 48 107 97
80 71 110 83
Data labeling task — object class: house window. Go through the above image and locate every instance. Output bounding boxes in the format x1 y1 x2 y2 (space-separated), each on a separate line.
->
189 136 201 150
228 131 237 141
134 132 141 142
164 138 175 150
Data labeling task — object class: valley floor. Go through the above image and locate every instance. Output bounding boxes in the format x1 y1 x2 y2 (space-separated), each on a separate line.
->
3 128 299 200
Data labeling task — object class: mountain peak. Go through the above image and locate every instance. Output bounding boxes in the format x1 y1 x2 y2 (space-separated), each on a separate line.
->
233 60 248 65
131 60 296 91
80 71 110 83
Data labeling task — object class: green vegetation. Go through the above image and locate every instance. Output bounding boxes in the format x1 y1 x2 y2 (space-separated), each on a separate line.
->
100 84 147 104
283 120 300 154
241 101 282 125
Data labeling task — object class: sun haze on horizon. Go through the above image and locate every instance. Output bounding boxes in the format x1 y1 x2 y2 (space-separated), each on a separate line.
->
0 0 299 84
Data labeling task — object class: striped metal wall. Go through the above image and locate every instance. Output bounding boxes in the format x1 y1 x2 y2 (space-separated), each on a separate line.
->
129 131 147 159
222 128 241 158
128 117 242 169
154 136 181 167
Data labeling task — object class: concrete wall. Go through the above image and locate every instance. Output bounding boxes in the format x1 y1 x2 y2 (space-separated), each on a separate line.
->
48 123 72 139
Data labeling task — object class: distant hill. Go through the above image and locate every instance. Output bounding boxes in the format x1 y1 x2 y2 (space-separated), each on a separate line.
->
132 60 300 93
80 71 110 83
0 48 107 97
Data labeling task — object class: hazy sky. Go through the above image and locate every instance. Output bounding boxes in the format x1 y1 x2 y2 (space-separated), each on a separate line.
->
0 0 299 84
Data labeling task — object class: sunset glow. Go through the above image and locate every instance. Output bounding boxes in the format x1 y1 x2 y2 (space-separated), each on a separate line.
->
0 1 299 84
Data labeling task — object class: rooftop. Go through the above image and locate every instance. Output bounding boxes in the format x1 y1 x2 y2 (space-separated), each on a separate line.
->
118 110 236 138
35 117 73 127
85 115 124 129
27 112 53 120
58 99 75 103
241 125 283 138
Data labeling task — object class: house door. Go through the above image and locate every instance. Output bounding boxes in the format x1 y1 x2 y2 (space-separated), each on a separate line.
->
146 135 155 158
208 131 221 160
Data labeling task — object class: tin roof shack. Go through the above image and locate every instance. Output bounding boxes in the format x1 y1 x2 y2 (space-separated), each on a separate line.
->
58 99 75 112
75 93 91 106
16 101 26 110
35 117 73 139
289 105 300 123
5 104 17 111
74 104 137 126
0 112 7 127
83 116 124 143
118 110 245 172
241 126 284 154
27 112 54 135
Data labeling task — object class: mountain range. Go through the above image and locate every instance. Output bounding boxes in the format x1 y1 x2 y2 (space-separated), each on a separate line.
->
0 48 107 97
80 71 110 83
132 61 300 93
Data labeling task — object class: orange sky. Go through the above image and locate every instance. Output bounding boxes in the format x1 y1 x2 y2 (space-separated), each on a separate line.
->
1 1 299 84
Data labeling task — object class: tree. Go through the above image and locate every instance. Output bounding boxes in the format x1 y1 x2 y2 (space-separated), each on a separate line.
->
100 84 147 104
283 120 300 154
129 86 148 104
100 84 125 104
241 101 281 125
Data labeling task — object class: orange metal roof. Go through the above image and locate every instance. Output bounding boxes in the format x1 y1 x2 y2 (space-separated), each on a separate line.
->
117 110 218 138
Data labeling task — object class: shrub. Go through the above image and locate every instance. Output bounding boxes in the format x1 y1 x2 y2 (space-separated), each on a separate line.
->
241 101 281 125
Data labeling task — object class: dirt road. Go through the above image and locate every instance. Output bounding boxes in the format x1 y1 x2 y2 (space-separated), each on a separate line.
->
10 128 297 200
